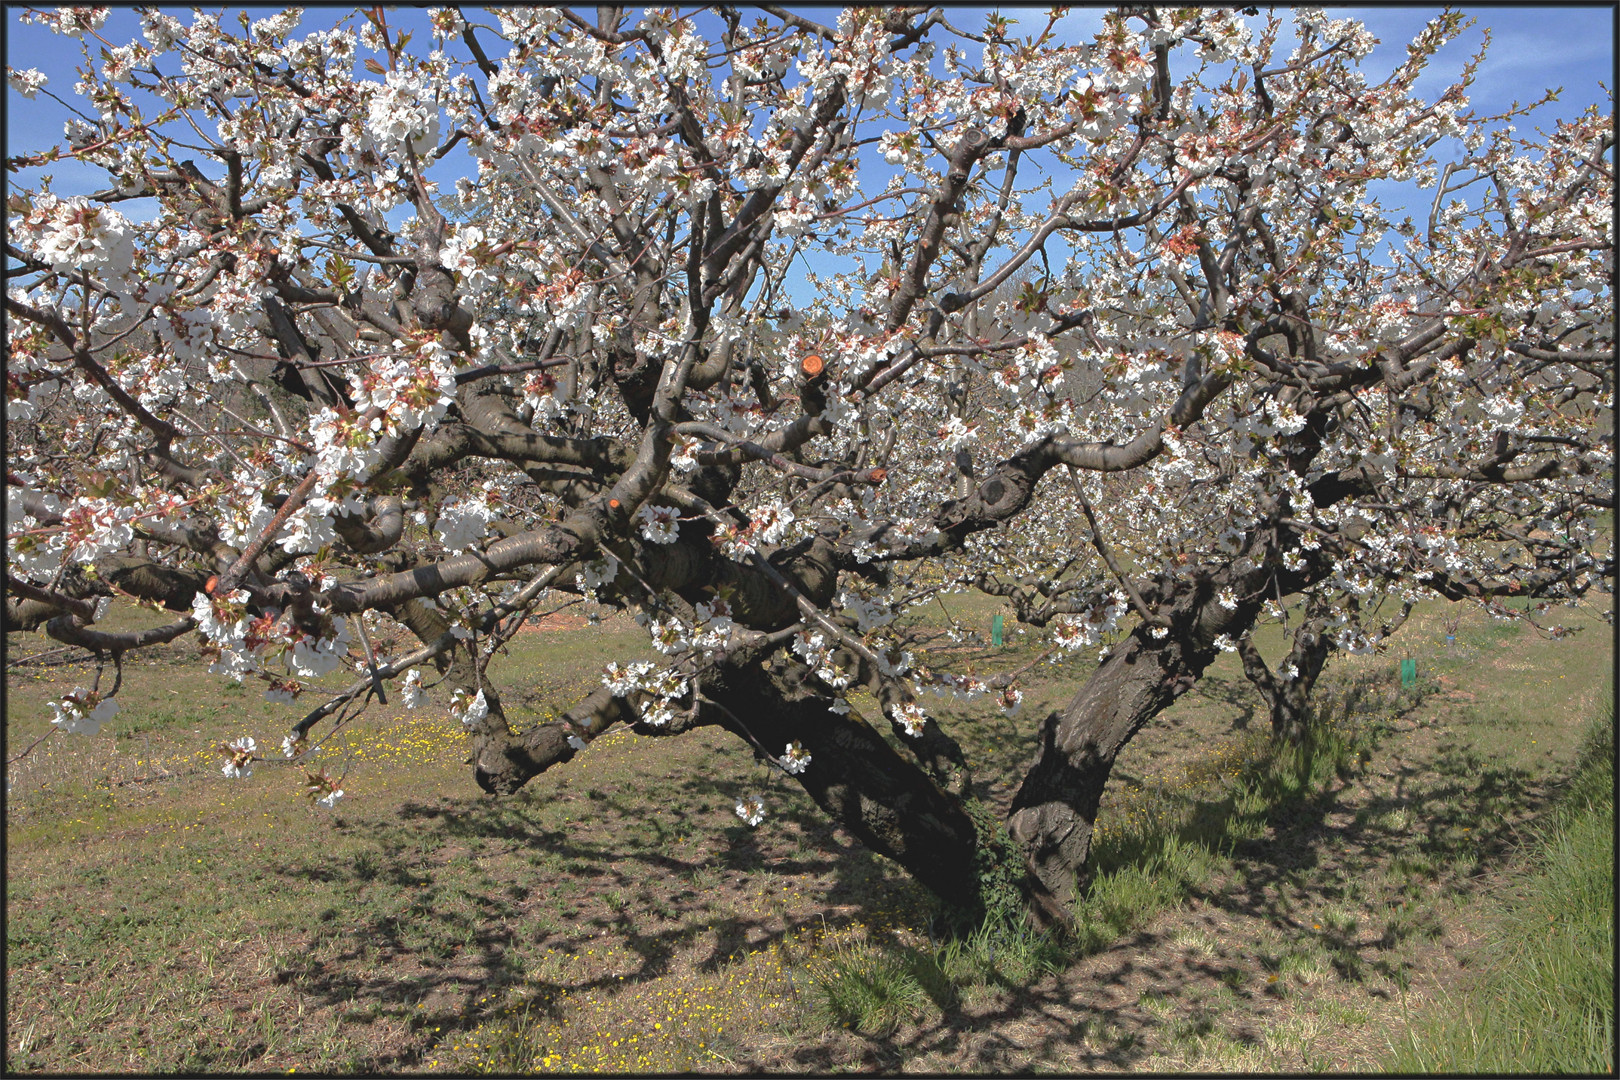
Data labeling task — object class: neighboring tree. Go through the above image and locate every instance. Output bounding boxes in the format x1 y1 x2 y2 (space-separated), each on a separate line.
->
1235 591 1410 744
6 6 1612 927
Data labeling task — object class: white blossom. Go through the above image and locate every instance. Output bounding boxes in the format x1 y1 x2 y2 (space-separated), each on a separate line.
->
47 689 118 736
435 495 499 554
287 620 351 679
221 736 257 779
25 195 135 277
602 660 657 695
635 503 682 544
8 67 47 98
750 500 796 545
780 741 812 775
889 701 929 738
365 69 441 154
734 793 766 827
449 688 489 728
401 668 427 709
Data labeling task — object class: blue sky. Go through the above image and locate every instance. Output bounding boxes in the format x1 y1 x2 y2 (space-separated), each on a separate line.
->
5 6 1613 246
1006 6 1614 117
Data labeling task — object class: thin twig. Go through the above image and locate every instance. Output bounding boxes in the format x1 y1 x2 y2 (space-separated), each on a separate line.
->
7 645 83 668
6 726 58 766
1067 468 1169 627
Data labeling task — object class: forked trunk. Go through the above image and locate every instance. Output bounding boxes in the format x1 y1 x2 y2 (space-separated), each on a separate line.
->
1237 617 1332 745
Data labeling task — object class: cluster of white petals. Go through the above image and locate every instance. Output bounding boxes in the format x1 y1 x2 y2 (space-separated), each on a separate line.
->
780 741 812 775
1051 592 1132 653
734 793 766 827
16 194 135 277
601 659 689 726
448 688 489 729
401 668 427 709
48 689 119 736
5 4 1608 843
365 68 441 154
434 492 499 554
221 736 257 779
634 504 682 545
889 700 930 739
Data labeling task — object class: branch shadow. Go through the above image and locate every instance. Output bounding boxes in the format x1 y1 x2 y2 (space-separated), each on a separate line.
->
261 731 936 1070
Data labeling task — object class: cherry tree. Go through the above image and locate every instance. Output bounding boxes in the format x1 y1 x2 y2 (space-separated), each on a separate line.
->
6 6 1612 926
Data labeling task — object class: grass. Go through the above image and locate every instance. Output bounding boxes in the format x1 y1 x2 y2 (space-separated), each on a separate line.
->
5 590 1612 1072
810 943 935 1036
1385 697 1615 1075
791 662 1406 1035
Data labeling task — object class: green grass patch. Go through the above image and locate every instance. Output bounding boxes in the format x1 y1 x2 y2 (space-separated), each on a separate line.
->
1078 673 1399 940
1385 697 1615 1075
933 916 1071 988
809 944 936 1035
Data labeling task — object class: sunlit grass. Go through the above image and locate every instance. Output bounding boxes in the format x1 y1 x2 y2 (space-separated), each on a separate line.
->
449 938 806 1072
5 592 1612 1072
1386 698 1615 1075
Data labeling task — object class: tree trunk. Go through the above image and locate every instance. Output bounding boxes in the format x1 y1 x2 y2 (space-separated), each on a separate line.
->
1004 630 1203 905
1274 628 1329 743
1236 616 1331 745
1005 579 1262 907
705 659 1059 925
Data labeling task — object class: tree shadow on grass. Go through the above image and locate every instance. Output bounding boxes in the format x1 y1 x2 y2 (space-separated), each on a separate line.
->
769 923 1183 1073
264 739 938 1070
1219 743 1549 921
791 705 1568 1072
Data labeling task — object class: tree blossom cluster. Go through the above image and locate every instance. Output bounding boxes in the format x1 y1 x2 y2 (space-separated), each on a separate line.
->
4 7 1609 903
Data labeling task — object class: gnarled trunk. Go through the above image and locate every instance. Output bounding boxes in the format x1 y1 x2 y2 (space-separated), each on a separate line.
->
703 660 998 917
1004 628 1207 905
1005 577 1264 907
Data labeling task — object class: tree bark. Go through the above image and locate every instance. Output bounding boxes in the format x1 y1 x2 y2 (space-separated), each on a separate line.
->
702 658 997 916
1005 575 1263 907
1236 615 1331 744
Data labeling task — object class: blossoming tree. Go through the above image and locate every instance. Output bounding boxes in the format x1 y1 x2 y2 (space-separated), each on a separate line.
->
6 6 1612 925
